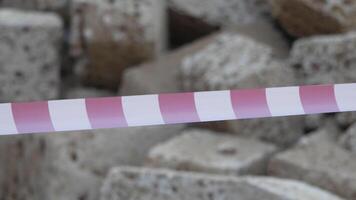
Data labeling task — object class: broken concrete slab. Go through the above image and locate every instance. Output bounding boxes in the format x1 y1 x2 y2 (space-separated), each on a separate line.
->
0 9 62 102
70 0 166 89
270 0 356 37
0 125 184 200
147 128 277 176
269 129 356 199
100 167 344 200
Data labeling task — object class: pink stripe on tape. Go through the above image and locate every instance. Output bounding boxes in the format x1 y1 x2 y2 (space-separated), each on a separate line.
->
300 85 339 114
231 89 270 119
86 97 128 129
12 102 54 133
159 92 199 124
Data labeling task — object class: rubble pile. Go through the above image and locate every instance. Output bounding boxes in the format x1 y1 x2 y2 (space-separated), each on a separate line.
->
1 0 356 199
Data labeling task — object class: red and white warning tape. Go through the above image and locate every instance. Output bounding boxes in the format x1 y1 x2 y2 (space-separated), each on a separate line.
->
1 83 356 135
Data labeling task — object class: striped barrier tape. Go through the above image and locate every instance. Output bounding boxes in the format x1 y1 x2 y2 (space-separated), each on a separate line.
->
1 83 356 135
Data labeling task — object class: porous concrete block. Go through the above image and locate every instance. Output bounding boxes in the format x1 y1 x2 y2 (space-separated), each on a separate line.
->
70 0 166 89
269 129 356 199
100 167 343 200
290 32 356 84
169 0 270 27
0 125 184 200
180 32 303 147
0 9 62 102
147 129 277 175
180 33 295 91
270 0 356 37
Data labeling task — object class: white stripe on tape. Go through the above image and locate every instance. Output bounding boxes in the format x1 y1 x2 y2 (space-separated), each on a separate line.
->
0 103 18 134
266 87 305 116
48 99 91 131
194 90 235 121
334 83 356 112
122 95 164 126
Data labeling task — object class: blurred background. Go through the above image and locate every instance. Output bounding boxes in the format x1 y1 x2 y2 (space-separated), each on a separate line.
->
0 0 356 199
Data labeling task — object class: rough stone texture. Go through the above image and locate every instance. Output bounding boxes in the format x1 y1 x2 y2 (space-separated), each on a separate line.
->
0 0 67 11
180 32 303 147
0 125 184 200
270 0 356 37
100 167 344 200
269 129 356 199
70 0 166 89
180 33 295 91
291 32 356 85
168 0 270 27
147 129 277 175
0 9 62 102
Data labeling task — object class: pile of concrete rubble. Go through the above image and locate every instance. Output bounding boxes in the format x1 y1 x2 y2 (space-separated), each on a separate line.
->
1 0 356 199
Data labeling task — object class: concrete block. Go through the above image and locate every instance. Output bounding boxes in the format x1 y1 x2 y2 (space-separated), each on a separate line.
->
0 9 62 102
291 32 356 84
147 129 277 175
180 33 295 91
270 0 356 37
70 0 166 89
269 129 356 199
100 167 343 200
180 32 303 147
